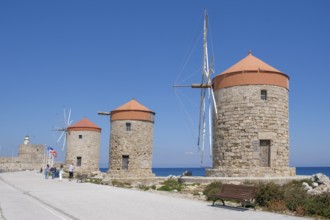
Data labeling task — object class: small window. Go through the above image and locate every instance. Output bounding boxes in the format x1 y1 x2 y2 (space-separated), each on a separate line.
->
77 157 82 166
261 90 267 100
126 123 131 131
79 135 83 139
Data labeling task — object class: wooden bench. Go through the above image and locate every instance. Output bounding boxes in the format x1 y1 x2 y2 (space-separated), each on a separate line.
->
211 184 256 210
76 174 88 183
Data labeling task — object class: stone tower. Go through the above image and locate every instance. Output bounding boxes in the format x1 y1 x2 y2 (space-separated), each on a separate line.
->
206 52 295 177
18 136 45 170
109 99 155 178
66 118 101 173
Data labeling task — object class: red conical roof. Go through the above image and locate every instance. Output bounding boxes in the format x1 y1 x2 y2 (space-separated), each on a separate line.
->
221 52 283 74
111 99 155 122
67 118 101 132
212 52 289 90
113 99 152 112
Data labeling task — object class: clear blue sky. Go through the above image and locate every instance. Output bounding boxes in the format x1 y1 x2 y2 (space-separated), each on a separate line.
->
0 0 329 168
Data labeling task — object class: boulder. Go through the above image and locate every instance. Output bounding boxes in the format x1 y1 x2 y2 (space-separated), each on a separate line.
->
302 182 312 191
306 173 330 195
313 173 330 185
180 171 192 177
312 182 318 187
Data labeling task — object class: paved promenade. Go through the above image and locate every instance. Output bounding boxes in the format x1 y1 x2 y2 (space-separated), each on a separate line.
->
0 171 308 220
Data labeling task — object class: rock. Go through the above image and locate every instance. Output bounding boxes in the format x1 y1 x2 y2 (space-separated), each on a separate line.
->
307 189 317 195
180 171 192 177
306 174 330 195
166 175 178 182
302 182 312 191
312 182 318 187
314 173 330 185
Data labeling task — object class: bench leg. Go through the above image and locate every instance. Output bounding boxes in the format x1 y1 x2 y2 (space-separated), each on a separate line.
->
220 199 225 206
212 199 217 206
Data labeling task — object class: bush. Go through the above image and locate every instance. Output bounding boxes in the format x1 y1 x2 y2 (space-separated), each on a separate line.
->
266 199 287 212
304 193 330 218
157 179 182 192
203 181 222 201
282 180 308 211
138 185 150 191
255 182 284 207
111 180 131 188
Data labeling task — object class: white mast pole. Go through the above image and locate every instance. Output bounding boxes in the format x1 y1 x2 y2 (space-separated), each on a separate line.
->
200 9 209 164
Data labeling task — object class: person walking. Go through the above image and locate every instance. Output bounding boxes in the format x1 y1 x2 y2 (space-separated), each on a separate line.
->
44 164 50 179
68 163 74 181
59 164 64 181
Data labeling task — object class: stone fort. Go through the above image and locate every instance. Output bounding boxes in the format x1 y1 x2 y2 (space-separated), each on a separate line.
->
0 136 45 172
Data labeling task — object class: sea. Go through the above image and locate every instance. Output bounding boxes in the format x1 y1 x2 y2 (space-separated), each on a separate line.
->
99 167 330 177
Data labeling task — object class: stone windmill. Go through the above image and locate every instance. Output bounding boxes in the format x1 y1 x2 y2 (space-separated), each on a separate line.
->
99 99 155 178
65 118 101 173
207 52 296 177
174 10 295 177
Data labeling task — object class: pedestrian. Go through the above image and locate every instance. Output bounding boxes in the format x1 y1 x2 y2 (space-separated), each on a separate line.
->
68 163 74 181
51 166 56 179
44 164 50 179
59 164 64 181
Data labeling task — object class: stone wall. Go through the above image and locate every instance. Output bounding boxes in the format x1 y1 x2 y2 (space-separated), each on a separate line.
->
0 144 45 172
66 130 100 173
207 85 295 177
0 157 20 172
109 120 154 178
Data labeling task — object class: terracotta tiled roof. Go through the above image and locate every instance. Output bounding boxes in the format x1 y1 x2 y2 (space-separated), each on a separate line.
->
111 99 155 122
221 52 283 75
212 52 289 90
67 118 101 131
113 99 153 112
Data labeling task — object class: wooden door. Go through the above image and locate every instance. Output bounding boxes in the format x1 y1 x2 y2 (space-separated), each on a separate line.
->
122 155 129 170
260 140 270 167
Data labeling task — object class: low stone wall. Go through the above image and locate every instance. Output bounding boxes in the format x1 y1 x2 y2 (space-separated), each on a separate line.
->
179 175 310 185
206 167 296 177
107 170 155 179
0 157 21 172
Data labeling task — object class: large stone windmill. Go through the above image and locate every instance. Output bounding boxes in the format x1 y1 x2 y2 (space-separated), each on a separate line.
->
99 99 155 178
207 52 296 177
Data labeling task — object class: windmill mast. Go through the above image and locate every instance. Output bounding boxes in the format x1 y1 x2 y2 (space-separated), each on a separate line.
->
173 9 218 164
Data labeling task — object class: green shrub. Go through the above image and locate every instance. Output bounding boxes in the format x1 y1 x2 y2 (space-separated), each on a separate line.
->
111 180 131 188
304 193 330 218
266 199 287 212
255 182 284 207
158 185 172 191
282 181 308 211
203 181 222 201
157 179 182 192
138 185 150 191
